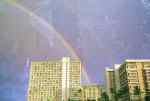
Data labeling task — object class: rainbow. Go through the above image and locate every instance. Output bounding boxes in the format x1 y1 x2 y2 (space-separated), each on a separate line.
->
2 0 90 83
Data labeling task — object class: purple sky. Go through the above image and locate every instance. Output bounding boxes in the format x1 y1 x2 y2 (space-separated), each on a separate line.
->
0 0 150 100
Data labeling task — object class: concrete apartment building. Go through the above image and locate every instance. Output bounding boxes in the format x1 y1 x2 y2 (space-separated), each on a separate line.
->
118 59 150 101
105 68 116 101
82 84 102 101
114 64 121 92
27 57 81 101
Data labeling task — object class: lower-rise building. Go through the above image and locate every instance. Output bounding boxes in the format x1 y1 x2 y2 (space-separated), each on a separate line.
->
82 84 102 101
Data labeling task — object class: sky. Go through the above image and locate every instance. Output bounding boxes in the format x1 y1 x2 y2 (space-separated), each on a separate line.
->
0 0 150 100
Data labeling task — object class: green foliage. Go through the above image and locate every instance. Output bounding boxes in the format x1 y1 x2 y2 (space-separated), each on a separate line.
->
145 95 150 101
110 88 118 101
133 86 141 101
47 97 52 101
97 97 101 101
133 86 140 95
68 98 81 101
116 86 129 101
101 92 109 101
78 88 82 93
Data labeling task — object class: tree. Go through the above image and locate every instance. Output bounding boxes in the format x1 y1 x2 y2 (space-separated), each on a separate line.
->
133 86 140 95
145 95 150 101
117 86 129 101
110 88 118 101
78 88 82 93
97 97 101 101
116 89 124 101
101 92 109 101
133 86 141 101
68 98 81 101
47 97 52 101
68 98 72 101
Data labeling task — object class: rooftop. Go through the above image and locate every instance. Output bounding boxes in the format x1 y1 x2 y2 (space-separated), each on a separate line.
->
105 68 114 71
125 59 150 62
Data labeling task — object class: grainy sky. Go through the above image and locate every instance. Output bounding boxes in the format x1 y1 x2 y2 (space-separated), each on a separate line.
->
0 0 150 100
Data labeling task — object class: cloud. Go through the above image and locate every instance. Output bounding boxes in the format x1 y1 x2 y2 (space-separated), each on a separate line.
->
141 0 150 8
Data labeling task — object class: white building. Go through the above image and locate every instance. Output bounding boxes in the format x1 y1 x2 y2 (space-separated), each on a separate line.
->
27 57 81 101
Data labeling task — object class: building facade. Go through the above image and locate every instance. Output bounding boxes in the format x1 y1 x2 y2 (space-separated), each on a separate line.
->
114 64 121 91
118 59 150 101
27 57 81 101
105 68 116 101
82 85 102 101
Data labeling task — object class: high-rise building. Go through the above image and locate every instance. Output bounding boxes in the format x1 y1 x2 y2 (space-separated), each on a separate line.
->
118 59 150 101
105 68 116 101
82 84 102 101
114 64 121 91
27 57 81 101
